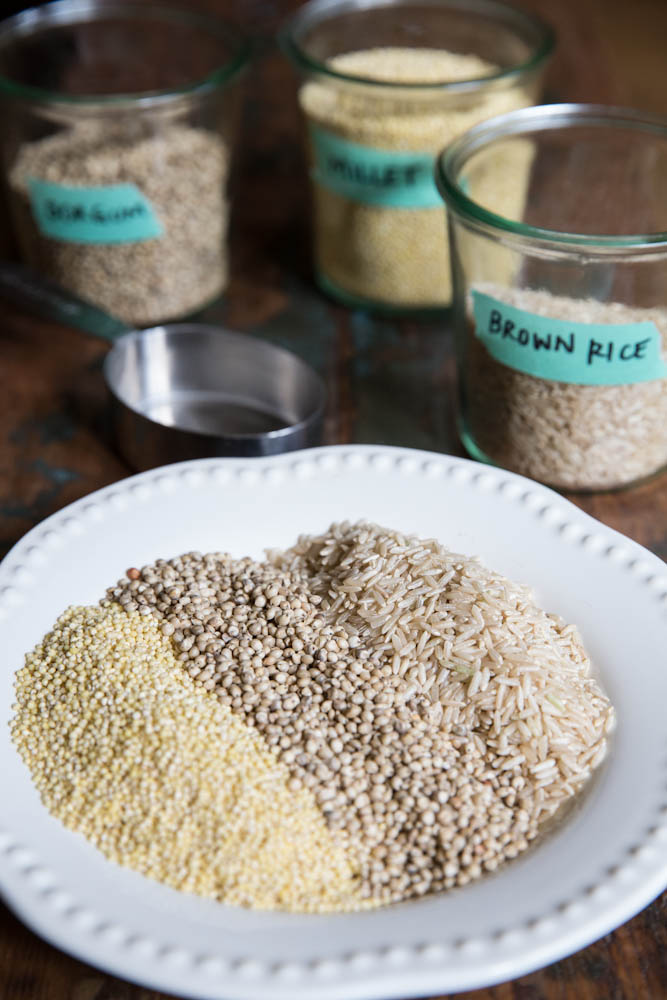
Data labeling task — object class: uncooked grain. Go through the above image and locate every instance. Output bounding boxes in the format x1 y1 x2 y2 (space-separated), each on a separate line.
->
11 604 365 912
299 47 536 308
12 522 614 912
464 284 667 489
105 522 614 907
9 123 228 325
272 522 614 822
108 551 534 903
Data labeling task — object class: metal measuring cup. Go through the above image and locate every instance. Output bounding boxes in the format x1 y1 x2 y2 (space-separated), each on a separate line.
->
0 263 326 471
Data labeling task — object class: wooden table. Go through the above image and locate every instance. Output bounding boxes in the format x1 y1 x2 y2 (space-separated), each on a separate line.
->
1 0 666 997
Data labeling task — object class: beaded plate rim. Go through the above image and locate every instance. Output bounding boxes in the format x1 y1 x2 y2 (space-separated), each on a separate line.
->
1 444 666 1000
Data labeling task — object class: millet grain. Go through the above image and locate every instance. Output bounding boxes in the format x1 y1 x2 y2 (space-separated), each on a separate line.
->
11 604 366 912
299 47 537 308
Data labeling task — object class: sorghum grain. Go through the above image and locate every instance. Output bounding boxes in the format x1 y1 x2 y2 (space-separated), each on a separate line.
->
108 525 613 906
9 123 228 325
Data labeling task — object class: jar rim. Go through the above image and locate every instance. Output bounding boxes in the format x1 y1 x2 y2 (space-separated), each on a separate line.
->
0 0 250 106
281 0 555 93
436 103 667 251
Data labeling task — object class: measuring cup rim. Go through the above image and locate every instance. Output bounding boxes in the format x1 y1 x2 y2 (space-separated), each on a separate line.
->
102 323 327 443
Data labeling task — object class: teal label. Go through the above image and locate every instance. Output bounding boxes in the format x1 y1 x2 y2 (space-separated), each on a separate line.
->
309 125 440 209
472 291 667 386
27 178 163 244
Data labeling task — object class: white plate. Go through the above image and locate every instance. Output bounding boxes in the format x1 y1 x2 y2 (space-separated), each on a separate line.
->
1 445 667 1000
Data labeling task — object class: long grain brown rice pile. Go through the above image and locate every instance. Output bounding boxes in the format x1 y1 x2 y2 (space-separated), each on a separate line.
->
271 522 614 825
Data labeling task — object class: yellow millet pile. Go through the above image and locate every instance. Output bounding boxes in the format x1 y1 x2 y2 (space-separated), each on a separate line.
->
11 604 367 912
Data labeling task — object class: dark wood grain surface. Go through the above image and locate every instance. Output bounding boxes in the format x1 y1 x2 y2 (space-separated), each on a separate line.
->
1 0 667 997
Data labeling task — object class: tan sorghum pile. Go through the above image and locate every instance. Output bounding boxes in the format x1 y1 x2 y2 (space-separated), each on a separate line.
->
12 522 614 912
299 47 536 308
464 284 667 489
9 123 228 325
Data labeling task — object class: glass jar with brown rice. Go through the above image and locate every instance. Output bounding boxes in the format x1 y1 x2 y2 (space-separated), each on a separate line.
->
436 103 667 491
281 0 553 313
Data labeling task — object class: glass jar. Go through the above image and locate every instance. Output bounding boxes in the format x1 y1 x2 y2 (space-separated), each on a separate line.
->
0 0 248 327
281 0 553 314
436 103 667 492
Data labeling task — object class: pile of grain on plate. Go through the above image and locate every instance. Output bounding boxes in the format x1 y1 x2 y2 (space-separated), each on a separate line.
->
8 122 228 325
12 521 615 912
299 48 536 308
464 284 667 489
